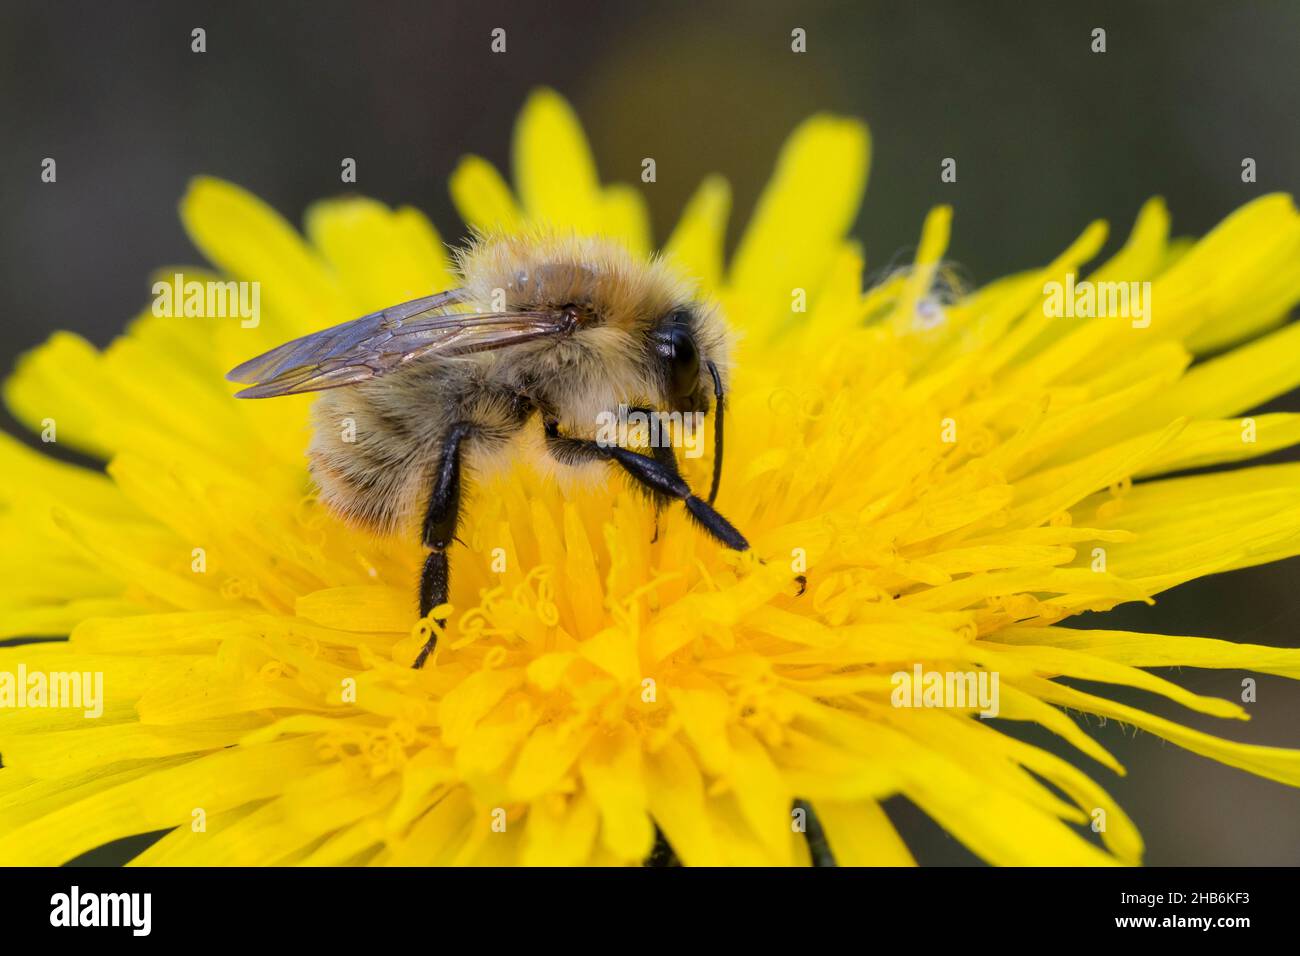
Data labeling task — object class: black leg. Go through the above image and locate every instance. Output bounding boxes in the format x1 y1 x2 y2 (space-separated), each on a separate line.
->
632 406 678 544
413 423 471 669
543 418 749 552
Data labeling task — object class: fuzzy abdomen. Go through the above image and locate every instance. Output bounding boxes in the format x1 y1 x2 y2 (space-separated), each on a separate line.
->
307 356 530 536
308 387 435 535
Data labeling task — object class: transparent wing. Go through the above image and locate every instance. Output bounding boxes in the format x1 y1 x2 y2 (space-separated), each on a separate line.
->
225 289 569 398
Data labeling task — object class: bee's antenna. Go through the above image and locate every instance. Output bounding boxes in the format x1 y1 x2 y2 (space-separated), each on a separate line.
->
706 361 725 505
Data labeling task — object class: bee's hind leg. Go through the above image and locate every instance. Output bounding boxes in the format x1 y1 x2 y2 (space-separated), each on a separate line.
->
543 418 749 553
413 422 472 669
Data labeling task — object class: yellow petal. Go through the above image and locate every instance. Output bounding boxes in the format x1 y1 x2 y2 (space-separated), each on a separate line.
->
520 791 599 866
449 155 522 232
730 115 869 330
179 177 346 335
512 88 601 232
0 736 325 866
305 197 452 311
597 184 651 257
815 799 915 866
998 625 1300 680
644 738 723 866
664 175 731 291
579 724 654 862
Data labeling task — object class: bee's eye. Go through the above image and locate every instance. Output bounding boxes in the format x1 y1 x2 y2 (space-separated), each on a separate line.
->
669 326 699 398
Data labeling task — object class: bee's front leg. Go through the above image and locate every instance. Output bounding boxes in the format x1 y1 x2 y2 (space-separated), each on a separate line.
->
542 418 749 552
414 422 472 669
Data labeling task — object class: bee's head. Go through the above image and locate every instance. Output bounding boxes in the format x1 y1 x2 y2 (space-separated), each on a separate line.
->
459 231 731 418
650 305 721 414
647 301 732 503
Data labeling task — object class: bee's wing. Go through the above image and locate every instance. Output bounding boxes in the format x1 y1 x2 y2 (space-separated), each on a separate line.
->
225 289 570 398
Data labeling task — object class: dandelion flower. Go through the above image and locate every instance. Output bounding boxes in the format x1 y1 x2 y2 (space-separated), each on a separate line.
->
3 88 1300 867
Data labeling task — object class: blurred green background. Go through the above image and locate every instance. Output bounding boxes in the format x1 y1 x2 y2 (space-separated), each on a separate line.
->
2 0 1298 865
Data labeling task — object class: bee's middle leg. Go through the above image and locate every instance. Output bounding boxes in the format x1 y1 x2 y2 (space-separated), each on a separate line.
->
413 422 471 669
543 418 749 552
